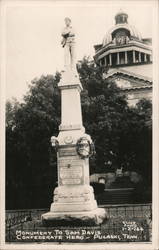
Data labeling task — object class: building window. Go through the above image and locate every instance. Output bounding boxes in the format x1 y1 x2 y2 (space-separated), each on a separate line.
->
127 51 133 64
141 53 144 62
112 28 130 45
135 51 139 62
112 53 117 66
119 52 125 64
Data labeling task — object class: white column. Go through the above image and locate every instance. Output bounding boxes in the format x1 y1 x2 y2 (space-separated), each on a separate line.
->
117 52 120 65
109 54 112 66
133 51 136 63
104 57 107 66
144 53 147 62
125 51 128 64
139 52 141 62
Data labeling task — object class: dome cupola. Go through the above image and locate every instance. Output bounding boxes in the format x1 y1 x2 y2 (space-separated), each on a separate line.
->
102 11 142 46
115 11 128 24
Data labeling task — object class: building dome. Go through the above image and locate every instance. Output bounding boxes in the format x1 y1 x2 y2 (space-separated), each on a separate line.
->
102 12 142 47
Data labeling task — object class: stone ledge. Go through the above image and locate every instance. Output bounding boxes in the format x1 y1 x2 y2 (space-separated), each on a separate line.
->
59 124 85 131
41 208 107 227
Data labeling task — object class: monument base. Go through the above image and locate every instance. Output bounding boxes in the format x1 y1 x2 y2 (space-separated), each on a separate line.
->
41 208 107 226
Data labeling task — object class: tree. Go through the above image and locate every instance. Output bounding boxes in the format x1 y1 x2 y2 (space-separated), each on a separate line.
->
6 73 61 208
78 59 152 182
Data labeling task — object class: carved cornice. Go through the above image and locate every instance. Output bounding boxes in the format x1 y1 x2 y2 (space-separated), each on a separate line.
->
94 41 152 62
121 85 152 92
105 68 152 83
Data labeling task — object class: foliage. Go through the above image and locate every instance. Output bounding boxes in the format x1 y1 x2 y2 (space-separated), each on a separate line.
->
6 59 152 209
78 59 152 181
6 73 60 208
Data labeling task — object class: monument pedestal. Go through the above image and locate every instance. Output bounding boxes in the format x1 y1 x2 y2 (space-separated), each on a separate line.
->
42 143 107 225
42 70 107 226
42 208 106 226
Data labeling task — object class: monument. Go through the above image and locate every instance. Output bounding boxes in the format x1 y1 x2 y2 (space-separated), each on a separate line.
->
41 18 107 226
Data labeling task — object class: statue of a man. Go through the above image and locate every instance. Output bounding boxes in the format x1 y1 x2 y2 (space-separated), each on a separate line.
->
61 17 76 71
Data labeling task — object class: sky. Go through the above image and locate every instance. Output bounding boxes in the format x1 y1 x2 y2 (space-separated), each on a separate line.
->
4 0 155 101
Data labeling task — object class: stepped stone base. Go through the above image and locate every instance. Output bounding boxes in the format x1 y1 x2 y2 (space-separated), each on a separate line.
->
41 208 107 226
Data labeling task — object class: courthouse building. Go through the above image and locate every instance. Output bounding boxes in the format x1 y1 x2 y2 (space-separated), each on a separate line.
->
90 12 153 197
94 11 152 106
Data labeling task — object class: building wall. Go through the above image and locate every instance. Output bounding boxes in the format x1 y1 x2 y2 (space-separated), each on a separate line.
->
126 88 152 106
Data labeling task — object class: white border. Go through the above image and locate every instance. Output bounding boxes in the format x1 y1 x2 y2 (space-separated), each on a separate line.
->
0 0 159 250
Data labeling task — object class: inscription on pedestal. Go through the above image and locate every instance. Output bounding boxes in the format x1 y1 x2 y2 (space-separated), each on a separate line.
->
60 166 82 179
58 158 83 185
59 147 76 157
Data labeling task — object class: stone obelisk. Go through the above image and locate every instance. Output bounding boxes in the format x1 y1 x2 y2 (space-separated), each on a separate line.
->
42 17 106 225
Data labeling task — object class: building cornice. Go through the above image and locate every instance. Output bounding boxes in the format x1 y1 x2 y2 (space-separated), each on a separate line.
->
94 40 152 60
105 68 152 83
121 85 152 92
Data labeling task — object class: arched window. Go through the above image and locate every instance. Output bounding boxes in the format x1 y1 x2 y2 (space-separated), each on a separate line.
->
112 28 130 45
